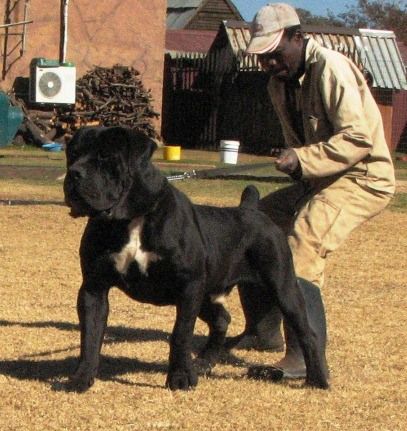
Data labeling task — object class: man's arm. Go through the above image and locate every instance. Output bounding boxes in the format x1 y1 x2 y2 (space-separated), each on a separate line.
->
294 59 374 178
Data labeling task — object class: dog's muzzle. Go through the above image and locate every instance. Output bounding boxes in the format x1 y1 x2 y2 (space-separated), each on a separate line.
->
64 169 91 217
64 167 119 218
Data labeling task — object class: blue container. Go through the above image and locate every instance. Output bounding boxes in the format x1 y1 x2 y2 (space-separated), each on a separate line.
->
42 142 63 152
0 91 24 147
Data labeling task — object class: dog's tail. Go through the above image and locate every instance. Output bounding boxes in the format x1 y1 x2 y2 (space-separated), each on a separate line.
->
239 185 260 209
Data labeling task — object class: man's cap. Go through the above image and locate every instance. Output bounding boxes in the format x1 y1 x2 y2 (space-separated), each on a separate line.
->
245 3 300 55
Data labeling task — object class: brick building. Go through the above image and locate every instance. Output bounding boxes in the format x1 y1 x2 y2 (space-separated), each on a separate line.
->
0 0 167 130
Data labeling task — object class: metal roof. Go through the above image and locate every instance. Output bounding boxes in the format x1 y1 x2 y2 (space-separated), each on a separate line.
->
167 0 243 30
167 9 197 29
397 42 407 66
167 0 202 7
167 0 202 29
220 21 407 90
165 29 217 53
358 29 406 90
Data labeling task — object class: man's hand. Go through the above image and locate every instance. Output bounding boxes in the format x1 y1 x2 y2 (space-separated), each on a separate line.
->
274 148 302 179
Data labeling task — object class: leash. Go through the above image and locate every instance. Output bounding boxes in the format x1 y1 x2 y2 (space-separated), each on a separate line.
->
1 150 288 204
166 149 286 182
166 162 278 181
0 199 65 206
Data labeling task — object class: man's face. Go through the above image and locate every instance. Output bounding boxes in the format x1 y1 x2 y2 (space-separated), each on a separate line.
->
257 32 303 80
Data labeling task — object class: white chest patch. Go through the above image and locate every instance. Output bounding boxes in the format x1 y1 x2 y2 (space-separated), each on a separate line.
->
111 217 160 276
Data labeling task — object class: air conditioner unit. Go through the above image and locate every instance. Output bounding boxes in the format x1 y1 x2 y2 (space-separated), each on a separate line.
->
29 58 76 105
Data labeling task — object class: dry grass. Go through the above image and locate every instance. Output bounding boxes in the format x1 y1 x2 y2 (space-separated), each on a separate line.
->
0 181 406 431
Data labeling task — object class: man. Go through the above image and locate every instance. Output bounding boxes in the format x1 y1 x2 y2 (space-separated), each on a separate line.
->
228 3 396 378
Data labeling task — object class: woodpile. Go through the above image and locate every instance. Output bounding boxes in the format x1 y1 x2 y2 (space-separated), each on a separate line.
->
11 64 159 147
59 64 159 138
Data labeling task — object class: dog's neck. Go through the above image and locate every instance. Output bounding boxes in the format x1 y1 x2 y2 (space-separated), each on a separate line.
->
110 164 169 220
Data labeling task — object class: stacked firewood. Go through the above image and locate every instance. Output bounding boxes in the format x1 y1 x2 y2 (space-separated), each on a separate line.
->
10 64 159 147
59 64 159 138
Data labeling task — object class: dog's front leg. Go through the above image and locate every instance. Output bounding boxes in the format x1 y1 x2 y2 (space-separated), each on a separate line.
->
69 285 109 392
166 283 204 391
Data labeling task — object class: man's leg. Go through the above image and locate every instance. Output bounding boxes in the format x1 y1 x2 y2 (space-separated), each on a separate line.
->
229 176 392 378
268 178 392 378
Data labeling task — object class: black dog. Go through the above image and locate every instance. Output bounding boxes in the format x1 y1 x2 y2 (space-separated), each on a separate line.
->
63 126 329 391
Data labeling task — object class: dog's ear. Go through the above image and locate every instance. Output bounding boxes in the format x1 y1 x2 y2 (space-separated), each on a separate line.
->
100 126 156 164
129 129 157 164
66 126 103 164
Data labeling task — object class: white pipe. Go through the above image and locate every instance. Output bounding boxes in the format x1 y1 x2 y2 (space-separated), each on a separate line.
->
60 0 70 63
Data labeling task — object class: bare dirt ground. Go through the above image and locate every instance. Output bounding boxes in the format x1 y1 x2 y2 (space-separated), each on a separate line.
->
0 185 406 430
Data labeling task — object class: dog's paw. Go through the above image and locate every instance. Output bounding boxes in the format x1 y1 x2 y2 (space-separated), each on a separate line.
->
165 368 198 391
305 362 330 389
195 345 224 375
65 370 96 393
194 357 213 376
305 374 329 390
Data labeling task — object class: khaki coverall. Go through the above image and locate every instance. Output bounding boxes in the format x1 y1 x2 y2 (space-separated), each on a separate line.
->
260 38 396 287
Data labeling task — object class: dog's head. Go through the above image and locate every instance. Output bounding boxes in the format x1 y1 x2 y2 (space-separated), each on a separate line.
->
64 126 165 219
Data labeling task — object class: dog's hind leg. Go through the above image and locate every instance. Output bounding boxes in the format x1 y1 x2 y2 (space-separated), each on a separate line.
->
68 285 109 392
256 249 329 389
279 279 328 379
195 296 231 374
250 279 328 382
225 283 284 352
270 275 329 388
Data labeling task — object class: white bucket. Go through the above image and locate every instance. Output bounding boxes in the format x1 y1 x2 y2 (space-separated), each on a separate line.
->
219 140 240 164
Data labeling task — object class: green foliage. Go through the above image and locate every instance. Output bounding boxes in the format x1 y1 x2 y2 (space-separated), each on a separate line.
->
296 8 345 26
297 1 407 43
337 1 406 43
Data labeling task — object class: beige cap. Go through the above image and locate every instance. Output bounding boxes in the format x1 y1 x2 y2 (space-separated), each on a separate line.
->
246 3 300 54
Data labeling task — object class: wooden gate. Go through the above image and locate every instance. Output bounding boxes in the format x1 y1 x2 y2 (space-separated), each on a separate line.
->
162 52 219 149
161 51 284 152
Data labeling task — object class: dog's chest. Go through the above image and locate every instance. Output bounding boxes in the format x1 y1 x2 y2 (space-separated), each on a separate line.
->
111 217 160 276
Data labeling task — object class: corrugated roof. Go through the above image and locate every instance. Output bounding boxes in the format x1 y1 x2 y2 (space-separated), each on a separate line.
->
167 0 202 29
397 42 407 65
167 0 202 8
221 21 407 90
166 29 217 53
167 9 197 29
302 25 362 68
358 29 406 89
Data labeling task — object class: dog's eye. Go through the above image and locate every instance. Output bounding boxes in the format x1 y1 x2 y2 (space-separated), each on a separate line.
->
97 143 114 162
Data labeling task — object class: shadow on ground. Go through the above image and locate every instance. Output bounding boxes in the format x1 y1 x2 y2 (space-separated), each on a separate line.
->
0 319 248 390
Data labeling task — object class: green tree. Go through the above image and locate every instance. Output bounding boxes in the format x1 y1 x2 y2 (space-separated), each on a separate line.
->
336 0 407 43
296 8 345 26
